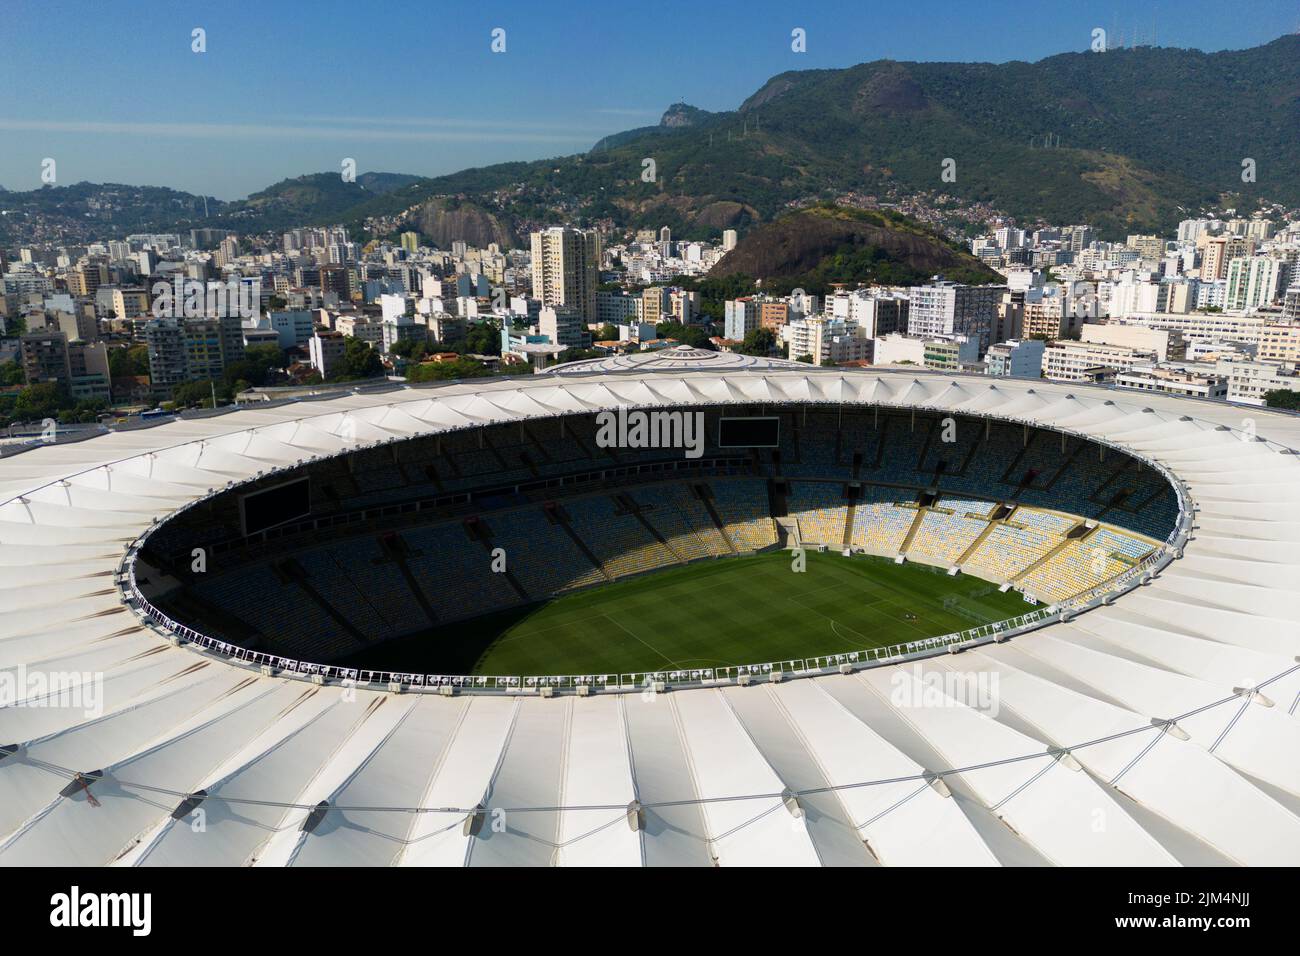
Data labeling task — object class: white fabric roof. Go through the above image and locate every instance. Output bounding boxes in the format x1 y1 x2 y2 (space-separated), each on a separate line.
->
541 343 807 376
1 368 1298 866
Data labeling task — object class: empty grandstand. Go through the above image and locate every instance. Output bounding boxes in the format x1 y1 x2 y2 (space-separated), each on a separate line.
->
127 394 1177 682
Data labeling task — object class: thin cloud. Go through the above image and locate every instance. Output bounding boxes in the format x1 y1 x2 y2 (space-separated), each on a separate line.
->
0 118 594 143
301 114 617 134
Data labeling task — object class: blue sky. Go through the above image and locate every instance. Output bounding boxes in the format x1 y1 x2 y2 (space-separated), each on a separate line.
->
1 0 1297 199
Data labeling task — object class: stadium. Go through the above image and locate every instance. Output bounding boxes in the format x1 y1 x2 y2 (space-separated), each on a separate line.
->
2 350 1299 866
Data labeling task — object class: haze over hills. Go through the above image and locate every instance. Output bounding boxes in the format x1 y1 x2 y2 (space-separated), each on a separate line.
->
228 172 420 231
4 36 1299 246
0 172 418 244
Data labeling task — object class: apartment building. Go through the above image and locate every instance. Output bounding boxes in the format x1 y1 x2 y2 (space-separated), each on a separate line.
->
786 316 869 366
1224 256 1288 311
723 297 759 341
832 289 910 339
1217 358 1300 406
1256 322 1300 363
1115 311 1268 347
538 305 590 349
872 332 978 370
1080 322 1186 362
907 278 1005 352
309 331 347 378
530 227 600 322
984 339 1045 378
19 330 72 387
111 287 152 319
1114 364 1228 400
1042 340 1158 383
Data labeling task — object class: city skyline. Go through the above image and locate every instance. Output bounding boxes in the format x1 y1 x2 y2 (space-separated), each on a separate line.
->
3 0 1300 198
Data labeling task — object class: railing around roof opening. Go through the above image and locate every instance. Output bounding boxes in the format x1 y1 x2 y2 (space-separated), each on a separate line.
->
114 397 1195 696
123 531 1178 695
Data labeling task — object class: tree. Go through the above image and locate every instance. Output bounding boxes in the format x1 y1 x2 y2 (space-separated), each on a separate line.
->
596 323 620 342
389 338 429 360
59 397 107 424
737 327 776 356
222 343 284 389
246 343 285 367
327 336 384 382
1264 388 1300 411
671 273 755 323
655 320 714 350
12 382 68 421
0 360 24 386
464 319 501 356
405 358 492 382
108 344 150 378
795 353 814 364
172 379 233 409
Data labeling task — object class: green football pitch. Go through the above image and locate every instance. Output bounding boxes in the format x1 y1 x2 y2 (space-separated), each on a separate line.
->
342 552 1039 677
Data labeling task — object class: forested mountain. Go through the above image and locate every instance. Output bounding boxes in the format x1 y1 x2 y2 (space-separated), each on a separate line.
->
6 37 1298 245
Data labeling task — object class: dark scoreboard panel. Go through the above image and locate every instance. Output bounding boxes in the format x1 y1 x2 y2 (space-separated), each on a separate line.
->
240 476 310 536
718 416 780 448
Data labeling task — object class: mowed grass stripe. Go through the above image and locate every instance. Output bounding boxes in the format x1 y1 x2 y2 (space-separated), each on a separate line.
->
339 552 1038 677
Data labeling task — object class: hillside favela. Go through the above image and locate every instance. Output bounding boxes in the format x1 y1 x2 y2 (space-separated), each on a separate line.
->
0 0 1297 905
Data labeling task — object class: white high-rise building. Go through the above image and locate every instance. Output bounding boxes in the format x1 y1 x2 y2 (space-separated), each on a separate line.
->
538 305 590 349
786 316 870 366
906 278 1005 352
995 226 1026 249
1105 275 1162 319
1180 218 1206 243
828 288 909 338
530 227 600 322
1196 279 1227 310
984 339 1045 378
1224 256 1287 312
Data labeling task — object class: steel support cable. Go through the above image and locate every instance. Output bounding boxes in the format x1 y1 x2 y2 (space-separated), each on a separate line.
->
6 669 1286 818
